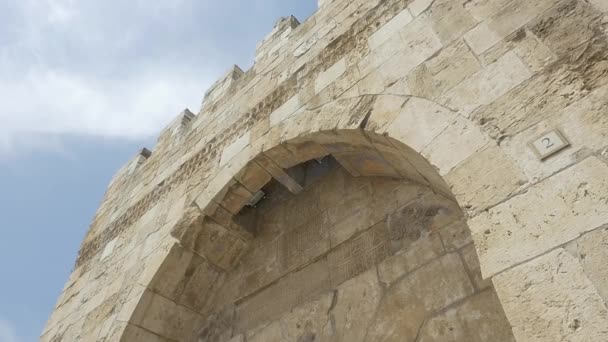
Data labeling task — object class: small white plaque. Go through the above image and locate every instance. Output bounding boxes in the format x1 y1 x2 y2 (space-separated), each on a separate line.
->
529 129 570 160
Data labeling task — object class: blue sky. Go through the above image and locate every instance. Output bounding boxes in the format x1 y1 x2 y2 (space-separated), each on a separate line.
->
0 1 317 341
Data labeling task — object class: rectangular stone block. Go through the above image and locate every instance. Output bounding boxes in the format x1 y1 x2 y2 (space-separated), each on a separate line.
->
378 230 445 286
269 95 300 126
368 8 413 49
422 116 490 176
493 249 608 342
438 51 532 118
234 161 272 194
132 289 204 341
569 228 608 305
220 132 250 167
471 157 608 277
408 39 481 99
236 258 330 331
429 0 477 44
280 212 330 272
315 57 347 94
445 144 527 212
385 97 457 152
328 222 391 286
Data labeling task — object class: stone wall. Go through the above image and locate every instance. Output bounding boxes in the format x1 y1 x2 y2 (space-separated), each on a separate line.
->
200 158 515 342
43 0 608 341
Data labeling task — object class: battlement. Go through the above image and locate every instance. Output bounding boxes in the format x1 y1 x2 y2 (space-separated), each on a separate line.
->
255 15 300 62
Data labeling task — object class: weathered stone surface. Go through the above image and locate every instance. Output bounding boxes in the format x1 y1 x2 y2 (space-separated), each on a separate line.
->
438 51 532 118
422 116 490 175
445 144 527 212
332 269 383 342
493 249 608 342
366 254 475 341
418 290 515 342
569 228 608 305
471 157 608 277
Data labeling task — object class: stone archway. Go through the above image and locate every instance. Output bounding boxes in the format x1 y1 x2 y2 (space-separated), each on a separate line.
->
111 91 608 342
123 120 516 341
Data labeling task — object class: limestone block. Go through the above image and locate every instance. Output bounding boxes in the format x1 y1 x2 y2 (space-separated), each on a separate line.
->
384 97 457 152
445 144 527 212
368 8 413 50
471 157 608 277
590 0 608 12
422 116 490 176
120 323 170 342
464 22 503 55
493 249 608 341
276 291 334 341
356 35 398 78
483 0 557 46
220 132 250 167
438 51 532 118
477 28 557 73
409 0 434 17
315 57 347 94
173 254 224 314
418 290 516 342
364 132 429 186
459 243 491 291
246 321 283 342
500 84 608 183
462 0 512 22
236 259 330 331
328 221 391 286
330 199 386 246
387 137 455 199
131 289 204 341
528 0 602 58
385 14 443 78
255 154 304 194
269 95 300 126
333 146 401 179
408 39 481 100
262 144 299 169
378 230 445 285
191 219 249 270
439 220 472 252
281 138 329 167
217 181 253 215
332 269 383 342
366 254 475 341
428 0 477 44
146 244 194 302
570 228 608 304
363 95 407 132
280 212 330 272
234 161 272 194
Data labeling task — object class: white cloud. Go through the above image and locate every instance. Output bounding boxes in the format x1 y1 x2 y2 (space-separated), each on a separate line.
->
0 0 318 157
0 0 219 157
0 319 21 342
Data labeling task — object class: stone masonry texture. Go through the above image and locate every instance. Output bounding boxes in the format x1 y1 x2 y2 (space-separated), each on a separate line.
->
44 0 608 341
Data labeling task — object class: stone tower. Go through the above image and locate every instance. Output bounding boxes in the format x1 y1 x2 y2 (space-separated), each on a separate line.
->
43 0 608 341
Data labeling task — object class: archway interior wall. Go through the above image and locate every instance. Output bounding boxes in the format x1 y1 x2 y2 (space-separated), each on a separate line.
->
42 0 608 340
194 158 516 342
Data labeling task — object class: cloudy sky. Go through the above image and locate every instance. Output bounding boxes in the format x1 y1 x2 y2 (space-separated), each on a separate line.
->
0 1 317 341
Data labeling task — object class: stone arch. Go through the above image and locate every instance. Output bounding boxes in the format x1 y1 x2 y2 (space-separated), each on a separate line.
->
118 94 518 341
